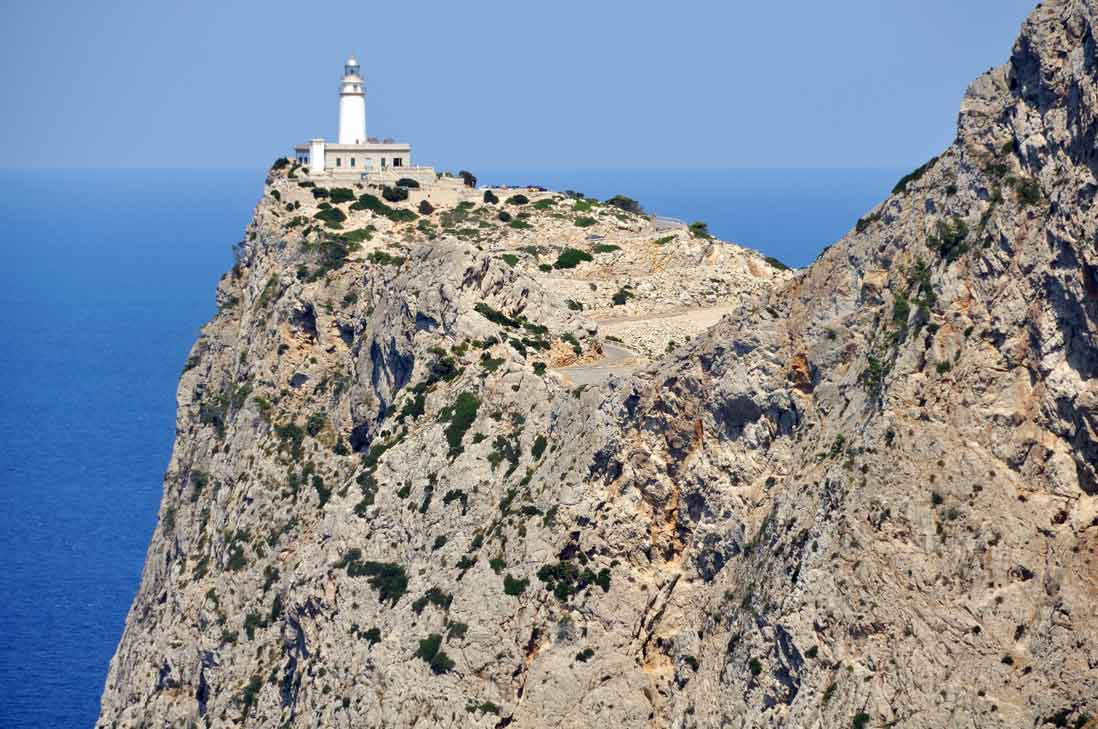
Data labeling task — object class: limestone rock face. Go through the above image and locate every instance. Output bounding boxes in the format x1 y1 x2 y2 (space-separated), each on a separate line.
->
100 3 1097 727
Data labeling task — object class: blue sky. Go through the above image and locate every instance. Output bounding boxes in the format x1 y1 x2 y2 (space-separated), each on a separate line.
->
2 0 1036 170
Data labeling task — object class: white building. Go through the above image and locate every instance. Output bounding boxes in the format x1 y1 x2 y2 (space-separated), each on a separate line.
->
294 56 434 184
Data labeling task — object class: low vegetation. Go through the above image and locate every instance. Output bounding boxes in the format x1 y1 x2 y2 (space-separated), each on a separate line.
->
554 248 593 269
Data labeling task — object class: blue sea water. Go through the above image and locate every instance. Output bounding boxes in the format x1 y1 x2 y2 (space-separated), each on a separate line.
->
0 166 900 728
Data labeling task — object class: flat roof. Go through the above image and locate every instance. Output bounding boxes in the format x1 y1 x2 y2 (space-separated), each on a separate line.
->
294 141 411 151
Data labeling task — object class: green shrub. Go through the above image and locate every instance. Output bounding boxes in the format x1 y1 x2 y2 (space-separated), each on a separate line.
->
604 194 643 214
928 216 969 262
443 392 480 458
576 648 595 662
505 194 529 205
364 627 381 646
418 199 435 215
474 302 521 328
655 235 674 245
367 250 407 266
892 293 911 326
856 211 882 233
498 210 512 222
611 287 634 306
396 177 420 189
532 198 556 210
305 412 326 436
509 219 531 230
350 194 417 223
503 574 529 596
592 243 620 254
501 253 519 267
536 560 607 600
483 189 499 204
312 474 331 507
311 187 330 199
271 157 290 170
314 207 347 225
274 423 306 459
764 256 790 271
458 170 477 187
531 434 547 459
574 217 597 227
554 248 593 269
329 187 355 204
852 714 871 729
748 657 762 675
892 157 938 195
343 226 375 242
382 186 409 203
688 221 712 238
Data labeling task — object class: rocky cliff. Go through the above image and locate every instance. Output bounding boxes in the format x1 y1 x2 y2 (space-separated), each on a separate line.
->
99 2 1097 727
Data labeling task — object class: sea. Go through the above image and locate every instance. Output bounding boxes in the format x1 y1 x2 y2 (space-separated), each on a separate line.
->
0 166 901 728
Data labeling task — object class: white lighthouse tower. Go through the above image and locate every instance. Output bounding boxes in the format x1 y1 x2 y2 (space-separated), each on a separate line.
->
338 56 366 144
294 56 430 182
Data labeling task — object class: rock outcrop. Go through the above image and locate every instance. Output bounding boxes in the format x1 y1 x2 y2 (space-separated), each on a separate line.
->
99 3 1097 727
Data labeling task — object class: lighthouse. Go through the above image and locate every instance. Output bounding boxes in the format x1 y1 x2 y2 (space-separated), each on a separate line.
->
293 56 430 183
338 56 366 144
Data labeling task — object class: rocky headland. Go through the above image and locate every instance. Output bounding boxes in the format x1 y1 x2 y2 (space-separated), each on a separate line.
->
99 2 1097 727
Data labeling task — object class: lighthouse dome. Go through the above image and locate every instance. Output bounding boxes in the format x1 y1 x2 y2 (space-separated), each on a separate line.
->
344 56 361 77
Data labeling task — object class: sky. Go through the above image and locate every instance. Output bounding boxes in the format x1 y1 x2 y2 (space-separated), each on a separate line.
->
1 0 1037 170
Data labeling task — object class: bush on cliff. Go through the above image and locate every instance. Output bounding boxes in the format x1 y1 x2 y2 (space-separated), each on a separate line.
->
553 248 593 269
458 170 477 187
329 187 355 204
351 194 417 223
483 190 499 204
418 199 435 215
689 221 711 239
396 177 420 189
605 194 644 215
382 185 409 203
442 392 480 458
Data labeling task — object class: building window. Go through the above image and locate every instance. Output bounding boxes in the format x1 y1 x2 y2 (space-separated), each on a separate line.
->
336 158 341 167
350 158 355 167
393 157 402 167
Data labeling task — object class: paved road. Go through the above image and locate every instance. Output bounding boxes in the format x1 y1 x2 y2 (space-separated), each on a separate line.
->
554 342 644 387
